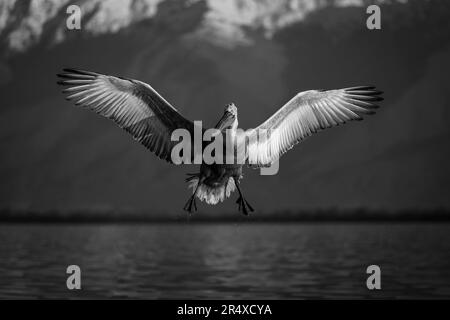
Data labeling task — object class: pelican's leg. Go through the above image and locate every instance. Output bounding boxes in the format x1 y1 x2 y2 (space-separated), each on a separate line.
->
233 177 254 215
183 177 203 214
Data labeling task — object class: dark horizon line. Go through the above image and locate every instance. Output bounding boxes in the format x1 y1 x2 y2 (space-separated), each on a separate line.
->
1 209 450 224
1 218 450 224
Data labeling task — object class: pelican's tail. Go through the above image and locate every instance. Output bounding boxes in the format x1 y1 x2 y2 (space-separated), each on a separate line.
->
187 174 236 205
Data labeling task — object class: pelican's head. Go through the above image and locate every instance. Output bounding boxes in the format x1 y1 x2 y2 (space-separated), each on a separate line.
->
216 103 238 130
225 103 237 116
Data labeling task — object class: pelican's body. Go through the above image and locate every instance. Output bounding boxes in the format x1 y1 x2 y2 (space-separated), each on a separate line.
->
188 163 241 205
185 103 251 211
57 68 383 215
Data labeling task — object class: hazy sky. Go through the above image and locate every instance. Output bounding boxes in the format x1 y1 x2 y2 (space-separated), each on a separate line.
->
1 0 449 215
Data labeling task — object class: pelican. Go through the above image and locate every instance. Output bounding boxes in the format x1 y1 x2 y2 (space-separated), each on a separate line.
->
57 69 383 215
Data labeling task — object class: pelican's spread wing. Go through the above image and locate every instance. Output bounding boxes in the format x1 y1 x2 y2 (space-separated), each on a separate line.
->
57 69 194 163
246 87 383 167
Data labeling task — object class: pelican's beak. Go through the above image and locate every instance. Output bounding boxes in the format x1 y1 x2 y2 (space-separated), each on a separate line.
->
215 111 235 130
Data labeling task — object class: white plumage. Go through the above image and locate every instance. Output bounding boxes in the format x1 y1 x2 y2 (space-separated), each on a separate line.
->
57 68 382 215
245 87 382 167
188 176 236 205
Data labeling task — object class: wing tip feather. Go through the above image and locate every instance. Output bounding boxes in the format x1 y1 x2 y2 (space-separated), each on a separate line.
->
345 85 377 91
62 68 98 76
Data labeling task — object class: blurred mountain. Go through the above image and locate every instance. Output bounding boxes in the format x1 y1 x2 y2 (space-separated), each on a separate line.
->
1 0 450 215
0 0 397 54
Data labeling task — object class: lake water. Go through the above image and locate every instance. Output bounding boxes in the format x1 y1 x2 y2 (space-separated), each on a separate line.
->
0 223 449 299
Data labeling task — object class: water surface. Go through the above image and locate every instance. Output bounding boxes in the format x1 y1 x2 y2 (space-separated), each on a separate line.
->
0 223 449 299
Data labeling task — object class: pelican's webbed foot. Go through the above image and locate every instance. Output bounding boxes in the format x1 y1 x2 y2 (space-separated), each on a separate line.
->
236 196 254 216
232 176 255 216
183 195 197 213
